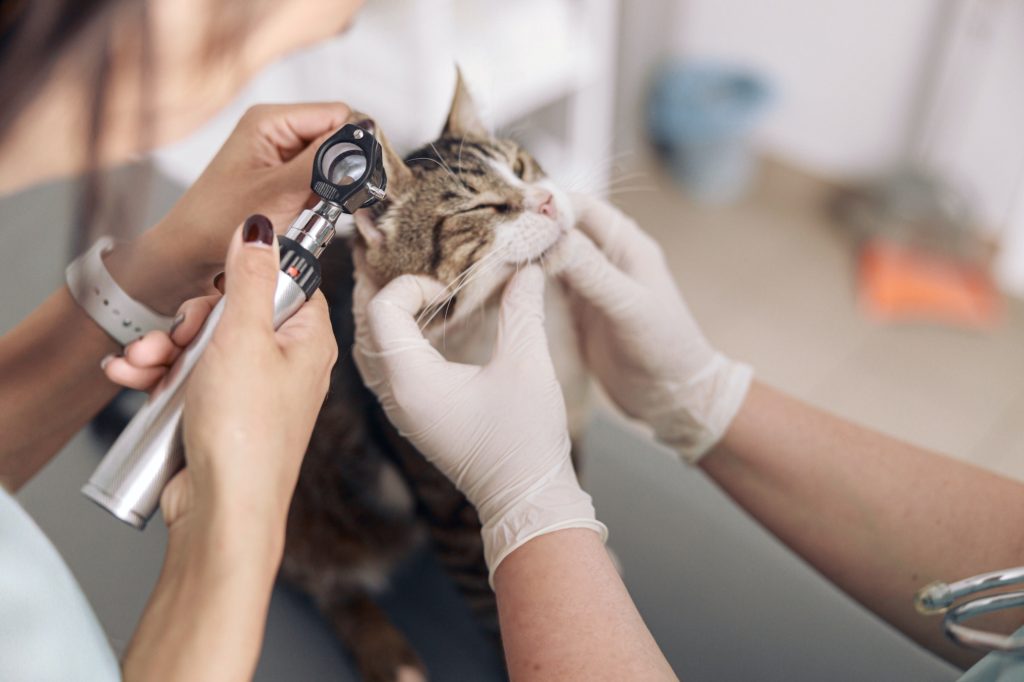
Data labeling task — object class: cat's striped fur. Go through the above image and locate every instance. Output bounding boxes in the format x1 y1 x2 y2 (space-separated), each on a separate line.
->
282 73 589 682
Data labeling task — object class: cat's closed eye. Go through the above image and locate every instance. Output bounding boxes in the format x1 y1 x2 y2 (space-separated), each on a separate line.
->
461 203 511 215
513 156 526 179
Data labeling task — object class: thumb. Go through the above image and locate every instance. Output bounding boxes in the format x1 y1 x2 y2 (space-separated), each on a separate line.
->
493 265 550 364
220 214 279 335
280 128 333 185
262 129 334 208
280 113 372 189
557 230 643 320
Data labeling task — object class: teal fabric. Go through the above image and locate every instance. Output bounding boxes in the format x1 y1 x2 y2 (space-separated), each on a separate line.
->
958 632 1024 681
0 488 120 681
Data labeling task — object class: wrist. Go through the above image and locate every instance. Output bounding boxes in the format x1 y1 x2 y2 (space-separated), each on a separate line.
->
128 501 281 682
655 353 754 465
170 506 284 585
104 225 218 316
479 456 607 585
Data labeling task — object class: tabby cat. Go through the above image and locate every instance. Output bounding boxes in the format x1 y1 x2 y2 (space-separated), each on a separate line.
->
282 73 590 682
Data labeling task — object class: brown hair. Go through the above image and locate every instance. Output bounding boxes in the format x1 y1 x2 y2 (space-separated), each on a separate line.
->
0 0 260 255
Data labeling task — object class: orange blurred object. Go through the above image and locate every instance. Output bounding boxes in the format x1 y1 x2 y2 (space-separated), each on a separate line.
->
858 238 1002 328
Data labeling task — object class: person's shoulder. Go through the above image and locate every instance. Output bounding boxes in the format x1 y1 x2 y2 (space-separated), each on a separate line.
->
0 489 120 681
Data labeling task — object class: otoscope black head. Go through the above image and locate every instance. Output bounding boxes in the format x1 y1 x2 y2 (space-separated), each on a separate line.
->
311 124 387 214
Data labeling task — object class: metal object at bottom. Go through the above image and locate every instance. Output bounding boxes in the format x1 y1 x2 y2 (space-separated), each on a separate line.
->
82 273 306 528
915 566 1024 653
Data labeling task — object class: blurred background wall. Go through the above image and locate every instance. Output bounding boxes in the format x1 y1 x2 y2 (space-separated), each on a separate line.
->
623 0 1024 294
673 0 941 176
156 0 1024 294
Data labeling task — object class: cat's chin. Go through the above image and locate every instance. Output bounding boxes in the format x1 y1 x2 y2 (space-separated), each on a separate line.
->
535 229 579 276
426 229 570 336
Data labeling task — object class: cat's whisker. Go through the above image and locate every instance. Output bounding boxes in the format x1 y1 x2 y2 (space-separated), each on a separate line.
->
446 249 516 339
555 149 641 193
560 165 644 193
416 247 503 315
603 185 657 197
440 294 456 352
405 156 459 185
424 251 509 329
439 270 475 349
605 170 650 184
604 178 657 189
415 248 506 327
417 253 505 331
422 247 511 331
430 142 459 182
457 136 468 174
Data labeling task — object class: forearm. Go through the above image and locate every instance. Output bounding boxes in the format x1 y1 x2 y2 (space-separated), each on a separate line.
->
0 287 120 488
494 528 677 681
123 510 283 682
701 380 1024 666
0 228 212 490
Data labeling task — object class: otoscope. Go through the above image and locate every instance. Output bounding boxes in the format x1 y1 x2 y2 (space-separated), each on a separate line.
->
82 124 386 529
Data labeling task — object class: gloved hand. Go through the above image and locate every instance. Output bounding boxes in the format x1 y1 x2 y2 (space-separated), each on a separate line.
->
352 252 607 581
556 194 753 464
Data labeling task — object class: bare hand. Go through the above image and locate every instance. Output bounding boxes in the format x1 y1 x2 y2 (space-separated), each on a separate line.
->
113 216 338 537
108 102 352 315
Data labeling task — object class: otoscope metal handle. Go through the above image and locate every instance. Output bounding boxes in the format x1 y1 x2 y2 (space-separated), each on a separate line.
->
82 122 385 529
82 267 310 528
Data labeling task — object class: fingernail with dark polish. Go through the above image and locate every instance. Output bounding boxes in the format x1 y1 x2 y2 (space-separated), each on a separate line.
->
213 272 225 293
169 312 185 336
242 214 274 246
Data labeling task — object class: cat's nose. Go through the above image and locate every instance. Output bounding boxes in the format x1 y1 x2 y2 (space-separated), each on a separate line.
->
532 191 557 219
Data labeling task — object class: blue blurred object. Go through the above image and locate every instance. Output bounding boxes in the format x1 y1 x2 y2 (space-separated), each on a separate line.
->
648 61 772 203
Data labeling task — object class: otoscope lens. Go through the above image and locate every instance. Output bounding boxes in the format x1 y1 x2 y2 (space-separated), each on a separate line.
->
321 142 367 186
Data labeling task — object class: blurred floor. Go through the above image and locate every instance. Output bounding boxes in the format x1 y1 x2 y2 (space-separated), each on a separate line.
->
611 153 1024 483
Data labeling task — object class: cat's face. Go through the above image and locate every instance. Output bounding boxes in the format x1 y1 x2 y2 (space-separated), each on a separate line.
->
354 74 573 326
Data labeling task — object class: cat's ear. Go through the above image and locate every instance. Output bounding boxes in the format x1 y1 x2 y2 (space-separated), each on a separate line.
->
353 210 384 248
345 118 407 248
443 66 488 139
347 114 413 197
376 127 413 196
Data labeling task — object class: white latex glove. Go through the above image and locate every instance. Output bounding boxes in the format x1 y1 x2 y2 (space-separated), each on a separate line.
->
556 194 753 464
352 253 607 581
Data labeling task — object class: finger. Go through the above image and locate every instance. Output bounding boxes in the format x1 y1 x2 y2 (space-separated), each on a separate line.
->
493 265 551 364
123 330 178 369
242 102 351 162
569 193 658 273
274 128 336 199
284 128 334 176
102 356 167 391
218 214 280 336
364 274 447 370
275 110 371 199
170 295 221 347
279 290 338 372
557 230 645 319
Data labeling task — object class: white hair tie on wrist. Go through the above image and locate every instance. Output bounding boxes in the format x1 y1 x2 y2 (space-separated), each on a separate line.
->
65 236 175 347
